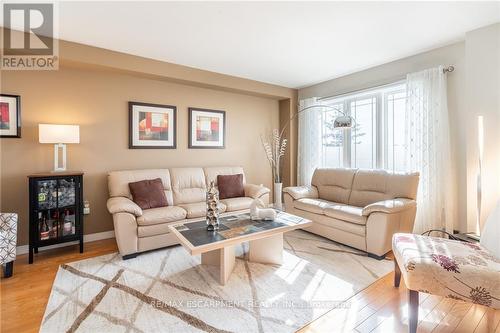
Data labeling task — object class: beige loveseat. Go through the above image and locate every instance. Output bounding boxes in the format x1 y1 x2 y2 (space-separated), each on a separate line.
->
107 166 270 259
283 168 419 259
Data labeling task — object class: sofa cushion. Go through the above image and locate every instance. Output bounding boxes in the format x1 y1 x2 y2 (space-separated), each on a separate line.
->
204 166 246 186
312 168 357 204
136 206 187 226
313 215 366 236
348 170 419 207
170 168 207 204
348 170 391 207
178 202 206 218
108 169 174 205
220 197 253 212
178 202 228 218
293 198 332 215
324 204 367 225
128 178 168 210
218 174 245 199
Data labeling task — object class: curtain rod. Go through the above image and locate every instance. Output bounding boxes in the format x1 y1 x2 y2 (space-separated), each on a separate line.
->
318 65 454 102
318 79 405 101
443 65 455 73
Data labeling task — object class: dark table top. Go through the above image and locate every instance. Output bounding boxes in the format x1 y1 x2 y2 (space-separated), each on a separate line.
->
172 212 308 248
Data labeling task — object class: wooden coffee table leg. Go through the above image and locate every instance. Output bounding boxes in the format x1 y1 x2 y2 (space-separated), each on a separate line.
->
201 245 235 285
248 233 283 265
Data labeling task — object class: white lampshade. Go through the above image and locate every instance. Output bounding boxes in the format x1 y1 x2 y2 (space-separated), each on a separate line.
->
39 124 80 144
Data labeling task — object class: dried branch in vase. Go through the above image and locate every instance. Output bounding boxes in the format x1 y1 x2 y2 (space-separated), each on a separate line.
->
260 128 287 183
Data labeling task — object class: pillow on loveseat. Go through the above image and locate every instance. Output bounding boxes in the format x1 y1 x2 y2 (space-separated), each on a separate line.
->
128 178 168 209
217 174 245 199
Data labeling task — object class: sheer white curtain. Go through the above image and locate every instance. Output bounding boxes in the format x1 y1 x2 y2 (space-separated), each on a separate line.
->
297 98 323 185
405 65 455 234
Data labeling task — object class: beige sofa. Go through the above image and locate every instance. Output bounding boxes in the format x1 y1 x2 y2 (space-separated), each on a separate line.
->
283 168 419 259
106 166 270 259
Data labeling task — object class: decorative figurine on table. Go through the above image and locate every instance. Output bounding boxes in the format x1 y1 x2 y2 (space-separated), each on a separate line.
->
206 180 220 231
250 198 277 221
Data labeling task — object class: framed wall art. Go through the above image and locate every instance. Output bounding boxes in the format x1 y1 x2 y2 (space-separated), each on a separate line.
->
129 102 177 149
188 107 226 149
0 94 21 138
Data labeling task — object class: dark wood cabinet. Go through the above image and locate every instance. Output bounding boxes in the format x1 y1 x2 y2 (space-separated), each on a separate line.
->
28 172 84 264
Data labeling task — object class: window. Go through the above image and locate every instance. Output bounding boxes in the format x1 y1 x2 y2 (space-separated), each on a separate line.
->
320 82 407 172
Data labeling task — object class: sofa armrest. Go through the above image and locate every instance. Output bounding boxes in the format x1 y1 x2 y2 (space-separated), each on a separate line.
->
362 198 416 216
107 197 143 217
244 184 270 199
282 186 319 200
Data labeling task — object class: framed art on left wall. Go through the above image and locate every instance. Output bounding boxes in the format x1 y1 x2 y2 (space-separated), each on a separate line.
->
129 102 177 149
0 94 21 138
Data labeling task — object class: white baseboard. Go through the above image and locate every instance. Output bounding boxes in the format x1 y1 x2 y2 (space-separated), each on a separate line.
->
16 230 115 255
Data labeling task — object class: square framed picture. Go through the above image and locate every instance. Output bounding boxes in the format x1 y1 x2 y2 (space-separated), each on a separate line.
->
188 107 226 149
129 102 177 149
0 94 21 138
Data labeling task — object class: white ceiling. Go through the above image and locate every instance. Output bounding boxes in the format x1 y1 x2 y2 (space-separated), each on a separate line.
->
22 2 500 88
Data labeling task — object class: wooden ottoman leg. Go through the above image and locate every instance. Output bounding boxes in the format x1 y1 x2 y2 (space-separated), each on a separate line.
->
408 289 419 333
394 258 401 288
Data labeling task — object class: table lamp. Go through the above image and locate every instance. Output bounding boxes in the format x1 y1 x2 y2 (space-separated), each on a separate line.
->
39 124 80 172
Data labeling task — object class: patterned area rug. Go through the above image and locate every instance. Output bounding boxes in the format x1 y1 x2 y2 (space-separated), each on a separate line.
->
41 230 392 333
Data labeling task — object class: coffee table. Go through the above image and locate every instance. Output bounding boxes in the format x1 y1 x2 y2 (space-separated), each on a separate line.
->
168 211 312 285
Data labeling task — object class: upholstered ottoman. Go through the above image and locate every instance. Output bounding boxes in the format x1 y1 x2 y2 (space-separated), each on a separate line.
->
0 213 18 278
392 232 500 332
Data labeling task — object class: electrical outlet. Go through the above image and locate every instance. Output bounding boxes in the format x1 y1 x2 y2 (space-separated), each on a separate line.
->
84 200 90 215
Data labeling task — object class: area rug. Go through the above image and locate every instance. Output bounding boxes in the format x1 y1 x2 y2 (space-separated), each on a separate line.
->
41 230 392 333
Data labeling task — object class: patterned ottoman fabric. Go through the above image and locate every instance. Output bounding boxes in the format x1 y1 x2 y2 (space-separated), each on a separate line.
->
392 233 500 309
0 213 17 265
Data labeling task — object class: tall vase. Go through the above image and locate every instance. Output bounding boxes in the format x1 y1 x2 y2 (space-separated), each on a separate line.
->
274 182 283 209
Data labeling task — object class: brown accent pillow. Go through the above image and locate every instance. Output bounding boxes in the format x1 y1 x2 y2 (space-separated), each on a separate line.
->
217 174 245 199
128 178 168 209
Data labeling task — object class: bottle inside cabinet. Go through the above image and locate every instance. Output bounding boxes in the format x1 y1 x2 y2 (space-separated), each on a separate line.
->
62 209 76 236
38 212 50 241
45 209 55 239
52 210 60 238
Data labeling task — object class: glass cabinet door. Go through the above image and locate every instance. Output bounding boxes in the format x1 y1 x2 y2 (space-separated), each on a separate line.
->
35 177 78 241
58 178 76 208
58 177 77 237
37 180 57 210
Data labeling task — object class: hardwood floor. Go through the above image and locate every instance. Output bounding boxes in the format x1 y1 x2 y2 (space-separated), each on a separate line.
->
298 272 500 333
1 239 118 333
1 239 499 333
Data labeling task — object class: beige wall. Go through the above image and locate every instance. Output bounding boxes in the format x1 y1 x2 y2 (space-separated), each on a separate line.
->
0 60 292 246
465 23 500 232
299 42 468 231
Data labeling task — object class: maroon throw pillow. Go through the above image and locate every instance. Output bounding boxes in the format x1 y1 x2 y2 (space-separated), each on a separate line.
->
128 178 168 209
217 174 245 199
